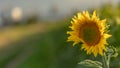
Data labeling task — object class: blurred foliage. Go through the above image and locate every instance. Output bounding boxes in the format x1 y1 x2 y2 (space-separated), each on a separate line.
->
0 3 120 68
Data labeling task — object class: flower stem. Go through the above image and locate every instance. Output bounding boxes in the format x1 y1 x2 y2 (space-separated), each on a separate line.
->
102 52 109 68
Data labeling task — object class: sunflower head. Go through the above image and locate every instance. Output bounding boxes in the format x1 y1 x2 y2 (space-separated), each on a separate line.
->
67 10 111 57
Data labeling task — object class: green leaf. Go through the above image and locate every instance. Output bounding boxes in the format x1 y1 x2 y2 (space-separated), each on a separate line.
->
78 59 102 68
106 46 118 58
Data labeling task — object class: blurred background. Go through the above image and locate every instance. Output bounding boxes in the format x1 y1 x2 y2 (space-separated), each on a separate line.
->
0 0 120 68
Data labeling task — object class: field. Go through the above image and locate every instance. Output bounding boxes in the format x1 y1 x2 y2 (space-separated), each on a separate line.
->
0 4 120 68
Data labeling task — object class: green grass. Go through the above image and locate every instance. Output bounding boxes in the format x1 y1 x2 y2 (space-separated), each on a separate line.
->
0 23 81 68
1 20 120 68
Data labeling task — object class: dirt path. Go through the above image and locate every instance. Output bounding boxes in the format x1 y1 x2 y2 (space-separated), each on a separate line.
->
0 23 48 46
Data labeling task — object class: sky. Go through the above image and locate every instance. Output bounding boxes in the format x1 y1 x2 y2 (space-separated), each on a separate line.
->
0 0 119 20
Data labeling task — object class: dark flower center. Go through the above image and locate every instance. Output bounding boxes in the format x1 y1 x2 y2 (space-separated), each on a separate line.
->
79 22 101 46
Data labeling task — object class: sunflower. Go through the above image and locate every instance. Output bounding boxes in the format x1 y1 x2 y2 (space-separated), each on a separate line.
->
67 10 111 57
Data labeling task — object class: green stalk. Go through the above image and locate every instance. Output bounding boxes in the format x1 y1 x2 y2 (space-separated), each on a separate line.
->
102 52 109 68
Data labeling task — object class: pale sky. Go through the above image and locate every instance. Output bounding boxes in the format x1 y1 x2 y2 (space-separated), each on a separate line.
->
0 0 119 19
